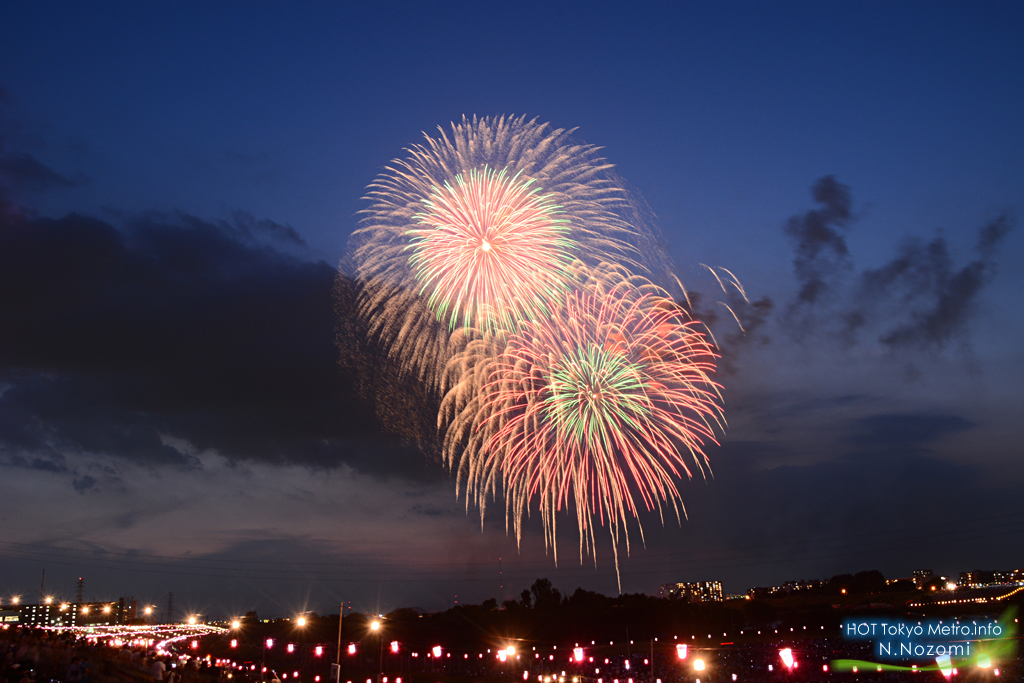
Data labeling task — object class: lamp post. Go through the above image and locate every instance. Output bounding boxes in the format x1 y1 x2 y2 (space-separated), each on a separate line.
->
333 602 344 683
263 638 274 682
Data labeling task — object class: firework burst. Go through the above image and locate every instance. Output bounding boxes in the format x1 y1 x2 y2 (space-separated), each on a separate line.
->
351 115 659 393
440 265 723 589
407 166 575 333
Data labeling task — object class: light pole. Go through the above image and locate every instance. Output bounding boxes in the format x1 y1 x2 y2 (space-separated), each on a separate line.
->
263 638 273 682
333 602 344 683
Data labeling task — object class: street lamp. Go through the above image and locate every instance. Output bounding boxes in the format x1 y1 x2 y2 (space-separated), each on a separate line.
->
369 621 383 683
263 639 274 682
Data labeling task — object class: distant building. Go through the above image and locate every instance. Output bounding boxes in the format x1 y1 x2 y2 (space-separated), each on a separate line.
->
958 570 1017 588
660 581 724 603
912 570 933 588
746 579 823 599
11 599 130 627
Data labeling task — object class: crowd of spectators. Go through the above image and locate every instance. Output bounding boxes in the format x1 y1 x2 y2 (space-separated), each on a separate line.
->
0 627 226 683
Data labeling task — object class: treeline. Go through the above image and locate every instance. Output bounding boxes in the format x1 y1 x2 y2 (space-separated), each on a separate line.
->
251 578 857 653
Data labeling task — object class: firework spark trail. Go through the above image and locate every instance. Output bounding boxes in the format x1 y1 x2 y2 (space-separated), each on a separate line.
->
440 265 723 590
351 115 661 395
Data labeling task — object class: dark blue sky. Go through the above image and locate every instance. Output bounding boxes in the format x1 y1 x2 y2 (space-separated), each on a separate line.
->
0 2 1022 618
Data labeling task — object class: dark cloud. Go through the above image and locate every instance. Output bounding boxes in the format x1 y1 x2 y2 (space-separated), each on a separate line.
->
1 454 70 473
0 194 438 480
848 215 1014 348
72 475 97 493
784 175 853 308
231 210 306 247
0 149 88 192
649 411 1020 591
700 177 1011 357
847 413 975 451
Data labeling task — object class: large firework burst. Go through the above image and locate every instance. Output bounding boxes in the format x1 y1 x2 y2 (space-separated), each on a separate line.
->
351 115 659 394
440 265 723 589
406 165 574 333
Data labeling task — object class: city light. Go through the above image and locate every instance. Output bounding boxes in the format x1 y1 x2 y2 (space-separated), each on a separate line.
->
297 617 306 627
232 620 240 629
188 616 197 625
45 596 53 604
507 646 516 656
104 605 111 613
144 607 152 615
371 621 380 631
978 653 992 668
693 659 705 671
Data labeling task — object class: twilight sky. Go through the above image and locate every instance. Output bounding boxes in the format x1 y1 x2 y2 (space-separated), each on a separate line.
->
1 2 1022 619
